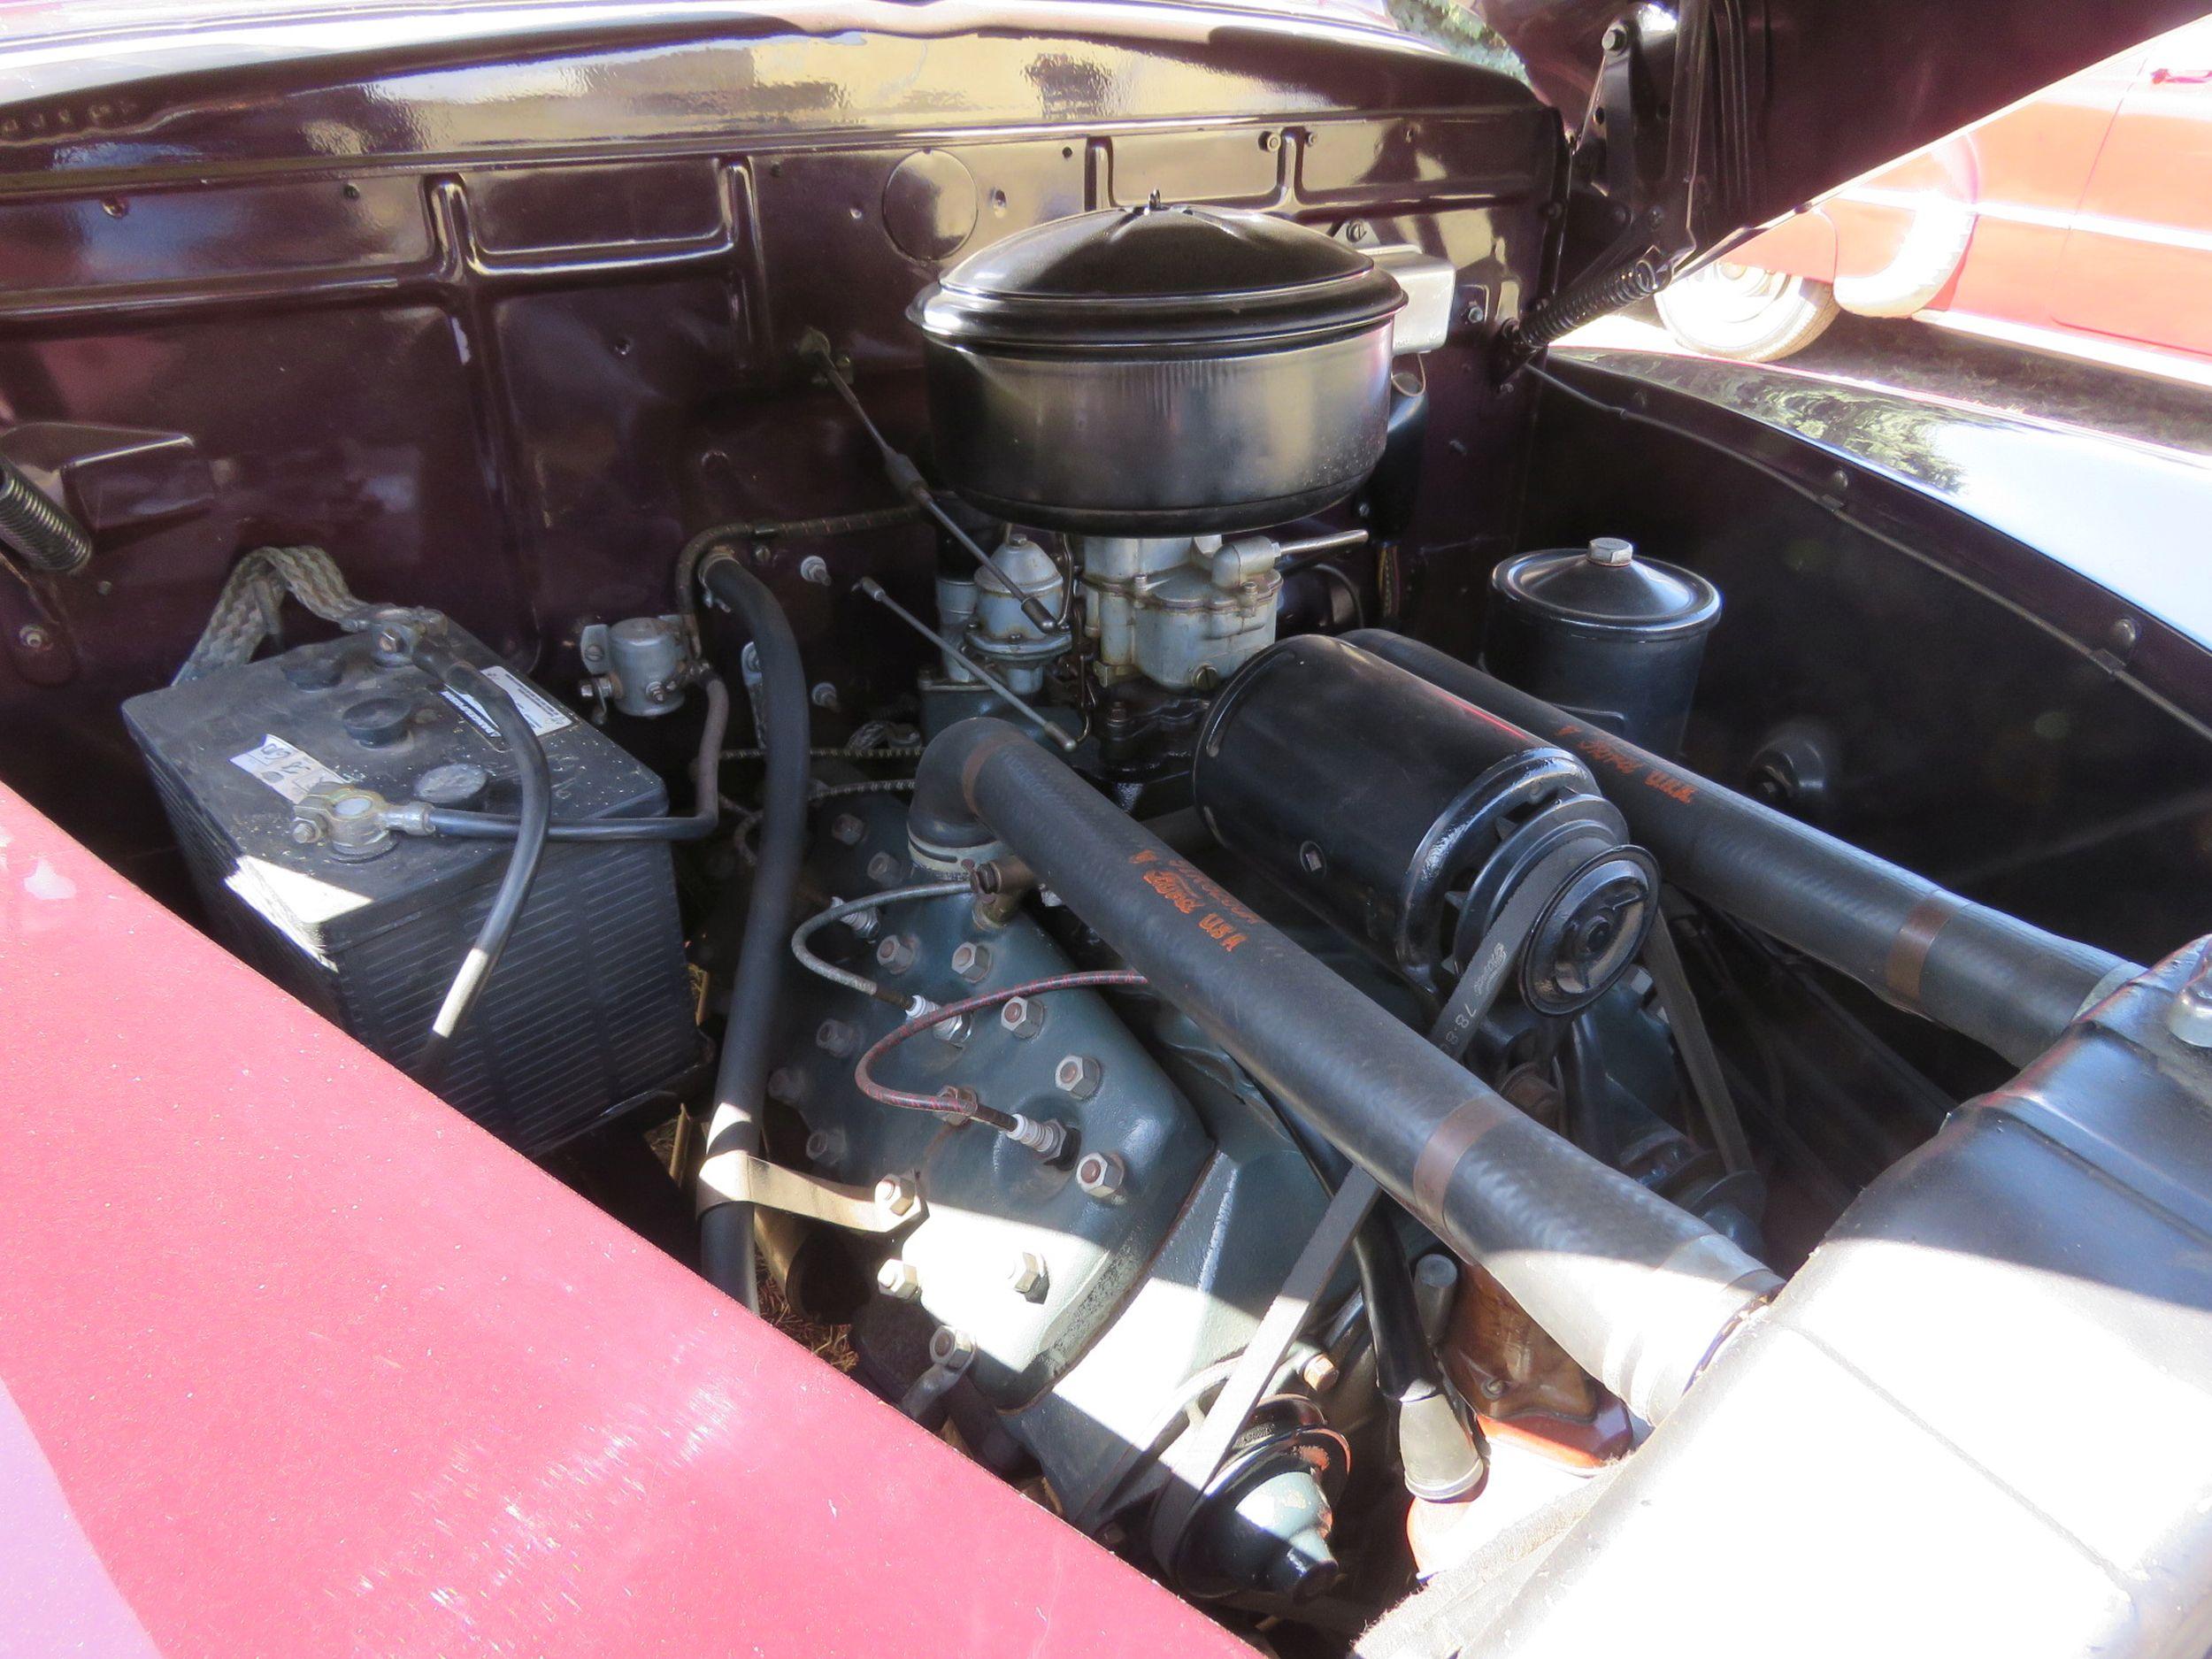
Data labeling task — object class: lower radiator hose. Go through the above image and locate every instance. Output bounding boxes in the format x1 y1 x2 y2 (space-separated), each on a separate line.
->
910 718 1779 1426
1348 631 2140 1066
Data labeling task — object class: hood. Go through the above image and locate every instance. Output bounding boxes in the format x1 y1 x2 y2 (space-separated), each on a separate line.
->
1466 0 2208 274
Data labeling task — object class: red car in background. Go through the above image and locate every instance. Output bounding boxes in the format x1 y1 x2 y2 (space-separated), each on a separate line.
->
1657 14 2212 381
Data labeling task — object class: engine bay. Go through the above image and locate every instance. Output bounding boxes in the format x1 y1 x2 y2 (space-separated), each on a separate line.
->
5 7 2212 1652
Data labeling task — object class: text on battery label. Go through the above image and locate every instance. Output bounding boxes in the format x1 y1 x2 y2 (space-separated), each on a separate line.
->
230 734 345 803
442 664 574 741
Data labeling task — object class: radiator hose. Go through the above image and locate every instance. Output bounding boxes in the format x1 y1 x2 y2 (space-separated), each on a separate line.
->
1348 632 2140 1067
910 719 1779 1426
696 553 811 1311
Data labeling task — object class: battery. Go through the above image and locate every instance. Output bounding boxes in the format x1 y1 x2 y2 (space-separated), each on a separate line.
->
122 626 699 1154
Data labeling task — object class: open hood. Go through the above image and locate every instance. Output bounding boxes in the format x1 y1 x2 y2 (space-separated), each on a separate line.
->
1467 0 2210 286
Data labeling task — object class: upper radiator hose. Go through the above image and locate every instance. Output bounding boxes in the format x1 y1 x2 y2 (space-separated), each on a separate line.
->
1348 631 2140 1066
910 718 1779 1426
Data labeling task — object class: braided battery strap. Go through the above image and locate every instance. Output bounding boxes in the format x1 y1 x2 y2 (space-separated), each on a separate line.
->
173 545 377 684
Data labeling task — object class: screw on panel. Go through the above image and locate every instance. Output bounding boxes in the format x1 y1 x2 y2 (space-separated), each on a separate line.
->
16 624 51 651
1075 1150 1125 1202
810 681 841 710
876 933 919 974
816 1018 858 1057
878 1258 923 1301
1000 996 1046 1039
799 556 832 586
1054 1054 1102 1100
951 941 992 983
830 813 866 846
1007 1251 1048 1299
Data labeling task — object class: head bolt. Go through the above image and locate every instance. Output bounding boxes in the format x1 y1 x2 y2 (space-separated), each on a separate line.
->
829 813 866 846
874 1173 919 1217
816 1018 858 1057
1055 1054 1103 1101
951 941 992 983
799 555 832 586
866 850 902 885
877 1258 922 1301
1000 996 1046 1040
875 933 919 974
1007 1251 1048 1299
1075 1150 1125 1202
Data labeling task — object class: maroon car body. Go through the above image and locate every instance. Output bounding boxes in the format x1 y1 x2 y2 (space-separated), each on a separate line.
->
2 2 2210 1655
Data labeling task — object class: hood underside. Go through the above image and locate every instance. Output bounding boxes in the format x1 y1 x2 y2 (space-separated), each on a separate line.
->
1467 0 2210 267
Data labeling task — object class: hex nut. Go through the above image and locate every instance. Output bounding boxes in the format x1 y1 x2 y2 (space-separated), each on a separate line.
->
950 941 991 983
1007 1251 1048 1298
1000 996 1046 1040
1054 1054 1102 1101
1301 1351 1340 1394
816 1018 858 1057
830 813 866 847
866 850 902 885
876 933 919 974
877 1258 922 1302
875 1173 920 1217
1075 1150 1125 1202
804 1128 842 1163
928 1326 976 1371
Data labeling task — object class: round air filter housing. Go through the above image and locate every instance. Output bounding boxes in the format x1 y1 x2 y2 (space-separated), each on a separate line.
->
912 202 1405 534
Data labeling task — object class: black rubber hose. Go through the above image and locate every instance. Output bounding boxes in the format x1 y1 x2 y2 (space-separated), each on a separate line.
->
695 554 811 1313
911 718 1778 1425
0 453 93 575
421 678 729 843
407 641 554 1087
1348 632 2141 1066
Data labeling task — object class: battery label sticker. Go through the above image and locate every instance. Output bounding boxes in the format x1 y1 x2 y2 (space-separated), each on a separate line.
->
442 665 573 741
230 734 344 803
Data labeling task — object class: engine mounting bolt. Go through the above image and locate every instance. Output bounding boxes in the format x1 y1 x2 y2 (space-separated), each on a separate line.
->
816 1018 858 1057
810 680 841 710
1055 1054 1103 1100
829 813 866 846
866 850 902 885
928 1326 976 1370
951 941 992 983
1007 1251 1048 1299
875 1173 920 1217
1301 1351 1340 1394
877 1258 923 1301
1000 996 1046 1040
799 555 832 587
876 933 919 974
1075 1150 1125 1202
